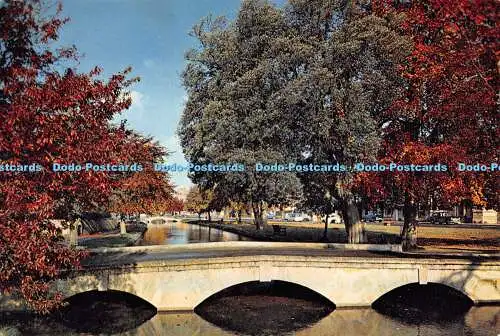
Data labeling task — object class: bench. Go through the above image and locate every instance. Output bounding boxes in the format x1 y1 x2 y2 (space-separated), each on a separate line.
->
272 225 286 236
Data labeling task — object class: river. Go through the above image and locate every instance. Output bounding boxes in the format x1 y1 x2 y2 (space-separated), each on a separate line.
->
1 304 498 335
117 307 500 336
139 220 250 245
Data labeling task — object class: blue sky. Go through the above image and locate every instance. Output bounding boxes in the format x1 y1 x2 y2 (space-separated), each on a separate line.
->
56 0 282 188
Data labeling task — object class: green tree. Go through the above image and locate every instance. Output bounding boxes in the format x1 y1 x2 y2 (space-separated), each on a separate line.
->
179 0 409 240
185 186 211 220
229 200 248 224
179 2 302 230
271 0 411 242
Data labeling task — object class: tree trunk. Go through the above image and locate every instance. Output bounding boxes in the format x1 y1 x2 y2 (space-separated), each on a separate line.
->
260 201 268 228
69 219 79 247
322 214 329 241
237 210 242 224
341 199 367 243
402 197 418 251
208 212 212 222
252 201 263 230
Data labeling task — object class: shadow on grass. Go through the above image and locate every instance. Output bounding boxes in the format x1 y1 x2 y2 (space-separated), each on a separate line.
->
418 237 500 249
187 220 401 244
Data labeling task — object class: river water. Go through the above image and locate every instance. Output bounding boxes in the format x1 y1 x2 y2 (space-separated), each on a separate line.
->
120 307 500 336
1 306 498 335
139 220 250 245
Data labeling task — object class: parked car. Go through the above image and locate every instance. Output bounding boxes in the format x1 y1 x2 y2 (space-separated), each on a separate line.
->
363 213 383 222
321 213 343 224
427 211 457 225
293 213 312 222
267 212 275 220
284 212 311 221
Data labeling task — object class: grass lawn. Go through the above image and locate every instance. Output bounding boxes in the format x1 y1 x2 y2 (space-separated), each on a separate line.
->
203 220 500 252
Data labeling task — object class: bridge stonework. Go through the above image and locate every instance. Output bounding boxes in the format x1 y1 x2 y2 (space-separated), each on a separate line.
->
53 255 500 311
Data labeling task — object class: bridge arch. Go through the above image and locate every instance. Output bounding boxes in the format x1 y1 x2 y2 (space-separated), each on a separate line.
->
367 278 477 307
62 289 156 308
145 215 178 225
193 280 336 310
59 290 157 334
372 282 474 320
191 273 340 310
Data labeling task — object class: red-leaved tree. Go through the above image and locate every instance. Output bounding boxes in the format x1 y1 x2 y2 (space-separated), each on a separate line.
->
108 134 175 216
365 0 499 249
0 0 172 311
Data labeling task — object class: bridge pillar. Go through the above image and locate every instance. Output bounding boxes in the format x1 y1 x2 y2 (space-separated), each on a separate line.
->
418 266 428 284
96 270 110 291
259 261 273 282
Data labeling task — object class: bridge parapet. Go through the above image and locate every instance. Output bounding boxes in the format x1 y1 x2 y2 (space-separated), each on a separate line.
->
53 253 500 311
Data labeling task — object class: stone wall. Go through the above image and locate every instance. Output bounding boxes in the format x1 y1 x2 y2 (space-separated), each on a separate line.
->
80 218 118 234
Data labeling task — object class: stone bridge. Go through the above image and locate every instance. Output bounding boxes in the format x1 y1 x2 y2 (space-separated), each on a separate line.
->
51 243 500 311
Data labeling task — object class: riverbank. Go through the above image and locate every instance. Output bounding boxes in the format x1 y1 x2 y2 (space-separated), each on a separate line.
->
188 220 500 253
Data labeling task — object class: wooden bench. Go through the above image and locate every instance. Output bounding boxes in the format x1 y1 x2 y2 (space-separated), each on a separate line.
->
272 225 286 236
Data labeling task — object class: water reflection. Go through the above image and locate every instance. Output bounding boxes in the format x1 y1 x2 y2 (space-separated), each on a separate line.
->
120 312 234 336
2 221 498 335
1 306 498 335
140 221 250 245
123 306 499 336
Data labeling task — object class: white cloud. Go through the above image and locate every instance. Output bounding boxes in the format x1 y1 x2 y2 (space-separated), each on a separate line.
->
113 90 148 126
120 90 147 122
130 90 145 110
